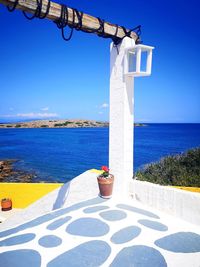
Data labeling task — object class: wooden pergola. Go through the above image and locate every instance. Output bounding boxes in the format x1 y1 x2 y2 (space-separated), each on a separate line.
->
0 0 139 42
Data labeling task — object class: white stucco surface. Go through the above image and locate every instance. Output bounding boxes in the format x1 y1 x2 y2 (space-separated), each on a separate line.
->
0 170 99 231
109 37 135 197
0 192 200 267
130 179 200 226
1 171 200 267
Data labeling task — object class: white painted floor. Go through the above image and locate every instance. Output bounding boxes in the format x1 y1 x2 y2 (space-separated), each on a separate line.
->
0 209 22 223
0 196 200 267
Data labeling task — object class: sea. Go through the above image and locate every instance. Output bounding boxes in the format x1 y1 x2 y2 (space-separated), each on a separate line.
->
0 124 199 183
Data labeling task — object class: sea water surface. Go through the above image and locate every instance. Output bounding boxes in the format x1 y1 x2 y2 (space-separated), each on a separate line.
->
0 124 199 182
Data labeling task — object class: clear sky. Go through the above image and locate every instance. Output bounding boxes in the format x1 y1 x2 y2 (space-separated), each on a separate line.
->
0 0 199 123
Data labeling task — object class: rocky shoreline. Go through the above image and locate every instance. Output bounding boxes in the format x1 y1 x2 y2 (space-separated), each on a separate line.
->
0 160 37 183
0 119 146 129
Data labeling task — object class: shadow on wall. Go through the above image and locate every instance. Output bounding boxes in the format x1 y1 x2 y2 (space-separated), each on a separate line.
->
52 182 71 210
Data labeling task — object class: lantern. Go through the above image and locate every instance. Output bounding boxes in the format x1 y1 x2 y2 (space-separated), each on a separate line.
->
124 44 154 77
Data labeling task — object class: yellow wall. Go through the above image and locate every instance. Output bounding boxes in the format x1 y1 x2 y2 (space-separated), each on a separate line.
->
0 183 63 208
173 186 200 193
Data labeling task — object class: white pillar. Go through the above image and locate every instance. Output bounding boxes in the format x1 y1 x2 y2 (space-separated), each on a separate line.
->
109 37 135 198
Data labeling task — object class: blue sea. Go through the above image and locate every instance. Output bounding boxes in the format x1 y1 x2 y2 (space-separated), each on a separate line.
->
0 124 199 183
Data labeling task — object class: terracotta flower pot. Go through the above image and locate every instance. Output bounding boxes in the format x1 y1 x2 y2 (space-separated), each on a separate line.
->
1 198 12 211
97 174 114 199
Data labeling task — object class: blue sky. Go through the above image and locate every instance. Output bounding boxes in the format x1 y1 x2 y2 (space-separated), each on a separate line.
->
0 0 199 123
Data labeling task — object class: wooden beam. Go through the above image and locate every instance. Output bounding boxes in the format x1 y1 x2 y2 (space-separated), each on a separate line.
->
0 0 139 42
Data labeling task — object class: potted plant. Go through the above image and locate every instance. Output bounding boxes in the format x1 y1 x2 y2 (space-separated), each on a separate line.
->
1 198 12 211
97 166 114 199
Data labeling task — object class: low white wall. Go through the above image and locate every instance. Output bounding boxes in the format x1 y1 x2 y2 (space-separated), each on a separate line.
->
0 170 99 231
130 180 200 226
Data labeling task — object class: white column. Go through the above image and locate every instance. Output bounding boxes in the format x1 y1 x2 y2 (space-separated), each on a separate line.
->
109 37 135 198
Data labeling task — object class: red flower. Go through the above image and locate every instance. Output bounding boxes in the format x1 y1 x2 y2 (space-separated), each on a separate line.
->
101 166 109 172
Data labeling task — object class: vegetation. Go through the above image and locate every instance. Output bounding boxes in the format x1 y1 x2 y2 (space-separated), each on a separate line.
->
54 123 64 127
136 148 200 187
63 121 73 126
40 125 49 128
54 122 73 127
6 125 12 128
15 124 21 128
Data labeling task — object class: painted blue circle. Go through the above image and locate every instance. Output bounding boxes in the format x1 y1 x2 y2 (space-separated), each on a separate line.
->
155 232 200 253
47 216 72 230
0 233 35 246
38 235 62 248
99 210 127 221
138 219 168 231
83 205 109 214
110 245 167 267
47 240 111 267
111 226 141 244
66 218 109 237
0 249 41 267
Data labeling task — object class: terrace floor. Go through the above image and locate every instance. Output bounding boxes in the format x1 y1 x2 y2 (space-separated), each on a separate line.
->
0 195 200 267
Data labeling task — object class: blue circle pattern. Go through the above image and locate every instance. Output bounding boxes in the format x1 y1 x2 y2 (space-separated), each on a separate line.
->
0 233 36 246
38 235 62 248
66 217 110 237
0 202 199 267
110 245 167 267
47 240 111 267
138 219 168 232
0 249 41 267
99 210 127 221
111 226 141 244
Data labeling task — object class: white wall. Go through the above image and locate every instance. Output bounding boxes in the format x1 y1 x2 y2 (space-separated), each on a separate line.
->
0 170 99 231
130 180 200 226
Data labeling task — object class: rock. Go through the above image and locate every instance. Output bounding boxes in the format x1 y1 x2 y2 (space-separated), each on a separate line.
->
0 160 36 183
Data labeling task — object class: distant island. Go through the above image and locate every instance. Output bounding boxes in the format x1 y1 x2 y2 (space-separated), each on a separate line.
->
0 120 147 128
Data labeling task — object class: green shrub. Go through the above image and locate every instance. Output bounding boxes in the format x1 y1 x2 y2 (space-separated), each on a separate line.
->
63 121 73 126
54 123 64 127
15 124 21 128
6 125 12 128
41 125 49 128
136 148 200 187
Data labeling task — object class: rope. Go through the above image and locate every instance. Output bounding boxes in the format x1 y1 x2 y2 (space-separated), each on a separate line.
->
131 25 142 44
23 0 50 20
7 0 18 12
54 5 74 41
5 0 142 44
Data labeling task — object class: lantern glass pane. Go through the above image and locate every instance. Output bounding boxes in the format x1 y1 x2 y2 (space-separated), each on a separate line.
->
141 51 148 72
128 52 137 72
